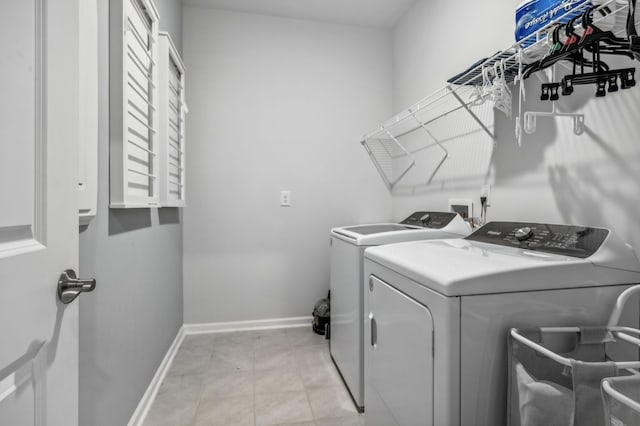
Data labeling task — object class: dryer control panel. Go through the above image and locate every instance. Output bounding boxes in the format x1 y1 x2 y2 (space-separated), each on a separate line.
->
400 211 458 229
466 222 610 258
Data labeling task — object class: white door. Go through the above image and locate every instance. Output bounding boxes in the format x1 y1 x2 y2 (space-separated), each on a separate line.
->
367 276 434 426
0 1 83 425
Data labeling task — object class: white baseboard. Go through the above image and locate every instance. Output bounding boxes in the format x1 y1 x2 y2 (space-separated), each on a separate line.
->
127 325 185 426
184 316 313 335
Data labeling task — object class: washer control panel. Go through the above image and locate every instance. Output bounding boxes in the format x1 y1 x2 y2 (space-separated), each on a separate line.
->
400 211 458 229
466 222 610 258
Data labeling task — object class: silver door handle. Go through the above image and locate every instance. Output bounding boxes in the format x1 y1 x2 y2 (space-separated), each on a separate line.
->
370 313 377 347
57 269 96 304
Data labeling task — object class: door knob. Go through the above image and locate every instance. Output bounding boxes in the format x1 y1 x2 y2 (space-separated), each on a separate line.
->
57 269 96 304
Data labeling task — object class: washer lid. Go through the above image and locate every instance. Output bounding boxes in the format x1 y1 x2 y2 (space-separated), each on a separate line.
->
331 212 472 246
365 222 640 296
339 224 420 235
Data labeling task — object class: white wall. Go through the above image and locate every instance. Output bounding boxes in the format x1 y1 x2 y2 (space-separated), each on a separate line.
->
182 7 393 323
391 0 640 251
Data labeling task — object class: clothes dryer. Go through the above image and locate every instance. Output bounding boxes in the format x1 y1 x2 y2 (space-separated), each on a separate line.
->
330 211 471 411
364 222 640 425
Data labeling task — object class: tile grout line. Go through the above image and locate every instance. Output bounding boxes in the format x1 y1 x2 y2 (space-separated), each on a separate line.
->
253 342 257 426
190 338 213 426
298 341 320 424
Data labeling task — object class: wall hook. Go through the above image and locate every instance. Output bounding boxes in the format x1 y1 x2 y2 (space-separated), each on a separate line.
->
572 115 585 135
524 112 537 134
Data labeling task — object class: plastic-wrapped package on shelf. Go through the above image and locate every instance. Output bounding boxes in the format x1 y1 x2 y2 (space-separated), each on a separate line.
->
516 0 590 45
520 0 627 64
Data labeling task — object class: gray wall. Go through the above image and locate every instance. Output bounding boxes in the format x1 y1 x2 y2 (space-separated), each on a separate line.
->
78 1 183 425
391 0 640 249
156 0 182 52
182 7 393 324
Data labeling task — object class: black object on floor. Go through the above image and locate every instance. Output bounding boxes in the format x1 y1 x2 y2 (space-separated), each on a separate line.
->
312 291 330 336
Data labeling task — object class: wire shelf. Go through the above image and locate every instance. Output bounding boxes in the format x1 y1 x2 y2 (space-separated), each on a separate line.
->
449 0 632 87
361 0 635 189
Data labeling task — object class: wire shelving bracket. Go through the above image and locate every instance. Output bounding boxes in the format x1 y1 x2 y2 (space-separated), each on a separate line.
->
361 85 496 190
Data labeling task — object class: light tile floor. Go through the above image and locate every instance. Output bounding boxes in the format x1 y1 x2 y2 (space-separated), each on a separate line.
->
144 328 364 426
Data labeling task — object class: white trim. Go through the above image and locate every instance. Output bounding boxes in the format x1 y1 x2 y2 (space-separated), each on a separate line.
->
158 31 185 72
127 325 185 426
184 316 313 335
0 373 17 403
34 0 46 247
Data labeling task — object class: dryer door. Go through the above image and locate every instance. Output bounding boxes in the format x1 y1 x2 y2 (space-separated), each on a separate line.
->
367 276 434 426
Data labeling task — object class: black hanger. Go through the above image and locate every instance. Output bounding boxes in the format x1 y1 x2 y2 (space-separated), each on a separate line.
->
523 24 592 78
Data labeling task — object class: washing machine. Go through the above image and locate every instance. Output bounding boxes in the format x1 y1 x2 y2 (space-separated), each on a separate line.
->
330 211 471 411
363 221 640 426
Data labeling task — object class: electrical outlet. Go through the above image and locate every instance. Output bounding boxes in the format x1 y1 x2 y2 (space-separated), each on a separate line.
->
448 198 473 220
481 184 491 207
280 190 291 207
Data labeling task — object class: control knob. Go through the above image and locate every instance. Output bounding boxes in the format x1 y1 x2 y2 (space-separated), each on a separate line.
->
574 226 588 235
515 227 534 241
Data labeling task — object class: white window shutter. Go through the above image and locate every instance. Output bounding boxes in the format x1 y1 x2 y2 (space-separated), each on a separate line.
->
110 0 160 208
158 32 187 207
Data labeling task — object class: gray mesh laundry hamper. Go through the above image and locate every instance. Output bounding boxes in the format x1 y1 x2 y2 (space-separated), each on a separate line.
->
601 375 640 426
507 285 640 426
